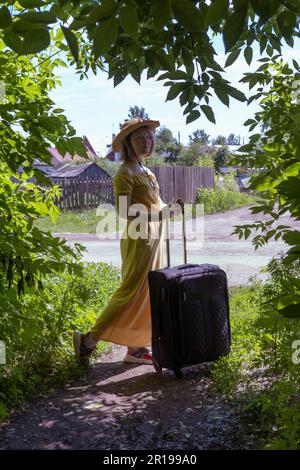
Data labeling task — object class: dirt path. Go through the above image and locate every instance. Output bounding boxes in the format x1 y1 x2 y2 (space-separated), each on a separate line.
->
0 345 263 450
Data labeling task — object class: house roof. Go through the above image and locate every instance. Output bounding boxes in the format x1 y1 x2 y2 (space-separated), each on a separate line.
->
105 145 118 157
238 176 251 188
83 135 97 156
50 162 109 178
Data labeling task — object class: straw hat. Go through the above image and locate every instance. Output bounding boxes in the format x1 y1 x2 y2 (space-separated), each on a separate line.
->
112 117 160 152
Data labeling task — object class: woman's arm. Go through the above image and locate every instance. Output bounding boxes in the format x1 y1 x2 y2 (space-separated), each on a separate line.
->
116 194 184 222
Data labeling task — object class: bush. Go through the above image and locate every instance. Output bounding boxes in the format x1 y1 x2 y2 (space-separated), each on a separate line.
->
0 262 122 421
195 172 255 214
212 258 300 449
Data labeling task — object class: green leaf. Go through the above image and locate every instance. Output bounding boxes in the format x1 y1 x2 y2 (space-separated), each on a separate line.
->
244 46 253 65
93 18 118 59
129 65 140 84
200 104 216 124
181 47 194 77
205 0 229 26
243 118 256 126
282 231 300 246
169 70 188 80
151 0 171 30
153 49 173 71
251 175 280 191
214 85 229 106
145 49 157 68
262 143 286 154
119 5 138 41
179 87 192 106
19 0 45 7
3 30 22 53
20 28 51 55
283 162 300 178
158 70 187 80
114 68 127 87
20 11 57 24
292 59 300 71
61 26 79 63
280 178 300 199
245 227 251 239
186 110 200 124
223 2 248 52
172 0 204 31
225 85 247 102
89 0 117 22
165 83 183 101
250 0 281 23
277 294 300 317
278 304 300 318
0 6 12 29
225 49 240 67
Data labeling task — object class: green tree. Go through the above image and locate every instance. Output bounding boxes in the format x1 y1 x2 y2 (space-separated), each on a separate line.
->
95 156 119 177
145 153 166 167
127 105 150 120
1 1 298 127
214 146 230 172
154 126 182 161
188 129 210 145
179 141 215 167
227 133 240 145
230 57 300 318
213 135 227 145
119 105 150 129
0 47 87 312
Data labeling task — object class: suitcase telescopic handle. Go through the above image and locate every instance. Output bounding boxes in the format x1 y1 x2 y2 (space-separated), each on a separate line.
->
165 202 187 268
177 264 198 270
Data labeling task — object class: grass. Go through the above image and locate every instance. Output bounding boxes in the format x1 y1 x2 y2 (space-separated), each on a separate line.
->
1 262 299 449
33 205 122 234
212 273 300 450
32 206 187 234
33 195 256 235
0 261 121 423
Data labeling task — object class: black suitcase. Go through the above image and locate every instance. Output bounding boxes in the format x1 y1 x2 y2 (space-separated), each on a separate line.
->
148 206 231 378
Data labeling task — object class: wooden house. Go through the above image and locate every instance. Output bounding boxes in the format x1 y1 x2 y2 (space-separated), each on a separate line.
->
49 162 110 182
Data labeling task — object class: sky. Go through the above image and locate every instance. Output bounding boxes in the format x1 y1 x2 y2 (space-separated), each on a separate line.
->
50 34 300 157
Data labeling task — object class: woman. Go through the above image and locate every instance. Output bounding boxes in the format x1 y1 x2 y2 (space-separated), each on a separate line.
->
73 117 183 366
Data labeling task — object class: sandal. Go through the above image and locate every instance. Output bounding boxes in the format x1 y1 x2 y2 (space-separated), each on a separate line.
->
73 331 96 367
123 347 153 365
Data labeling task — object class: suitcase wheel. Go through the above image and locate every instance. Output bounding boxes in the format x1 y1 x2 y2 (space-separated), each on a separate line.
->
153 358 162 374
174 367 183 379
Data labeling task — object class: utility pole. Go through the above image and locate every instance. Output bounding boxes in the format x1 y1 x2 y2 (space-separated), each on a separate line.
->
178 131 180 144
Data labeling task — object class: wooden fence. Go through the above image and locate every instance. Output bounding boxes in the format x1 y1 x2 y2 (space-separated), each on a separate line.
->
51 178 114 211
51 166 214 211
148 166 214 203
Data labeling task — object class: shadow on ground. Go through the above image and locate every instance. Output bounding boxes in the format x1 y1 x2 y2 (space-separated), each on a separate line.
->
0 345 262 450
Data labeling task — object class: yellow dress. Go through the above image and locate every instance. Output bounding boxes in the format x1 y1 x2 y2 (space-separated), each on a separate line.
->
89 163 168 348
